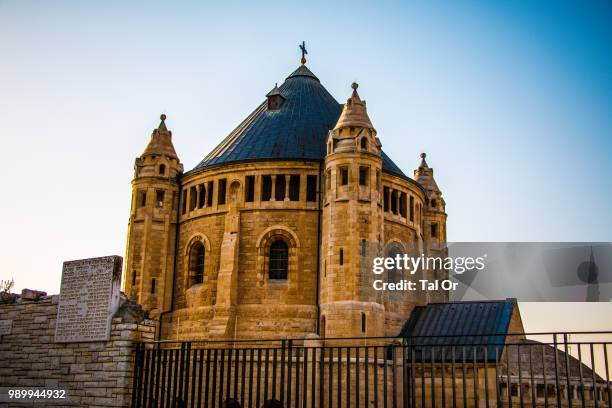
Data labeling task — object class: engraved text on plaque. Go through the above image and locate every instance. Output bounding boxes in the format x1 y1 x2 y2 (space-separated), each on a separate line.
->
55 256 122 343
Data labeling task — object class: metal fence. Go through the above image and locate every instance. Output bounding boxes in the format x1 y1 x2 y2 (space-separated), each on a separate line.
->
131 332 611 408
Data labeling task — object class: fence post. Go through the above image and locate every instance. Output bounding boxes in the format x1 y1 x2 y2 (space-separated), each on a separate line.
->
554 334 562 407
287 339 293 408
131 342 143 408
280 339 286 405
563 334 573 408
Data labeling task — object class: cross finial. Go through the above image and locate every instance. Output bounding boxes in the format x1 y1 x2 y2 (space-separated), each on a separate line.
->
299 41 308 64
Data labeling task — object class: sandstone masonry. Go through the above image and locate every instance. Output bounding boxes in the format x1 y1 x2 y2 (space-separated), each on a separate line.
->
0 292 155 407
124 62 449 343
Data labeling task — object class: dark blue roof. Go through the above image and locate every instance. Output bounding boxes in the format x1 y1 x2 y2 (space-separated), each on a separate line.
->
399 300 516 362
192 65 408 179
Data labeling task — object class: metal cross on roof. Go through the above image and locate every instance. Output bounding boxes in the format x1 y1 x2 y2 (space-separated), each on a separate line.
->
299 41 307 64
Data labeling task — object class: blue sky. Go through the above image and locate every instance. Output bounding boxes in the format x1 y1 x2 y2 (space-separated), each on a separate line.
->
1 1 611 326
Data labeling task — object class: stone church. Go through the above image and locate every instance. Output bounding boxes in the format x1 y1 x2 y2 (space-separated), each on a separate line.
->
123 55 448 341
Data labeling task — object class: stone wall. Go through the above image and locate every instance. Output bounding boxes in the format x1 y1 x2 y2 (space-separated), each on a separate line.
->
0 292 155 407
127 155 446 343
159 161 325 341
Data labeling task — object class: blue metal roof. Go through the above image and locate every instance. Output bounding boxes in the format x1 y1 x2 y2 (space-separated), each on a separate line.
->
191 65 408 179
399 300 516 362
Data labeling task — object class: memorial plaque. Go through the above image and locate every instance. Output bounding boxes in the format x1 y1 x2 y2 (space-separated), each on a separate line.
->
55 255 122 343
0 320 11 335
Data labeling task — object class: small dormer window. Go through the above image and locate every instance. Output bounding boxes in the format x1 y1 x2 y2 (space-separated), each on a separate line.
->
267 95 284 110
266 84 285 111
159 164 166 176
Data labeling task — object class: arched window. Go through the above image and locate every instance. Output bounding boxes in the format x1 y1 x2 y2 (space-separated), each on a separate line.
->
431 199 437 209
360 137 368 150
190 243 205 285
269 240 288 280
159 164 166 176
387 246 403 284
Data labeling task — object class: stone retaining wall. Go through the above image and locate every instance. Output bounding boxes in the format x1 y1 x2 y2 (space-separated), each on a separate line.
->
0 292 155 407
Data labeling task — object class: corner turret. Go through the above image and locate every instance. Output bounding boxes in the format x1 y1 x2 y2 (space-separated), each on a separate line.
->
136 114 182 176
414 153 447 242
320 83 386 339
124 115 183 316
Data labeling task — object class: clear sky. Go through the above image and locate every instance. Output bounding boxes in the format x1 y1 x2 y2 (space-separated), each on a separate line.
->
0 1 610 329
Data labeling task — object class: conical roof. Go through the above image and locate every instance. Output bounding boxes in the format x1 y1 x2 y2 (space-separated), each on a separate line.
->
142 114 179 160
193 65 406 178
414 153 440 193
265 83 284 98
286 64 318 80
334 83 374 130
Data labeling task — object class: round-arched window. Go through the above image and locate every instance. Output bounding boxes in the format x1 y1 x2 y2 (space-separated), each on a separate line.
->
190 243 205 285
387 246 403 284
269 240 289 280
159 164 166 176
360 137 368 150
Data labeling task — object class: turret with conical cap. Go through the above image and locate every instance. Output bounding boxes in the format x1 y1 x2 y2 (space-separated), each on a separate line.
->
319 83 386 339
334 83 374 130
140 114 180 163
414 152 446 242
124 114 183 316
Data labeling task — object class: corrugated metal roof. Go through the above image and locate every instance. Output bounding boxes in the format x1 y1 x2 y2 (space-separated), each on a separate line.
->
399 300 516 362
191 65 408 179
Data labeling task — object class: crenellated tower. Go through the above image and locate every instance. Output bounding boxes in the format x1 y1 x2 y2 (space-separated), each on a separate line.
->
124 114 183 316
320 83 386 339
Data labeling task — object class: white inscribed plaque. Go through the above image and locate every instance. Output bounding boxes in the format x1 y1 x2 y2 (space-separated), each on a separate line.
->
55 256 122 343
0 320 11 335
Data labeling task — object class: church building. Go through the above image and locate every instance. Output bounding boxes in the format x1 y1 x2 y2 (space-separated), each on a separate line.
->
123 52 448 341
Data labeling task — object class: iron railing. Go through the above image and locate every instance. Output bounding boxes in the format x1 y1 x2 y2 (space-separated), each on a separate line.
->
131 332 612 408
